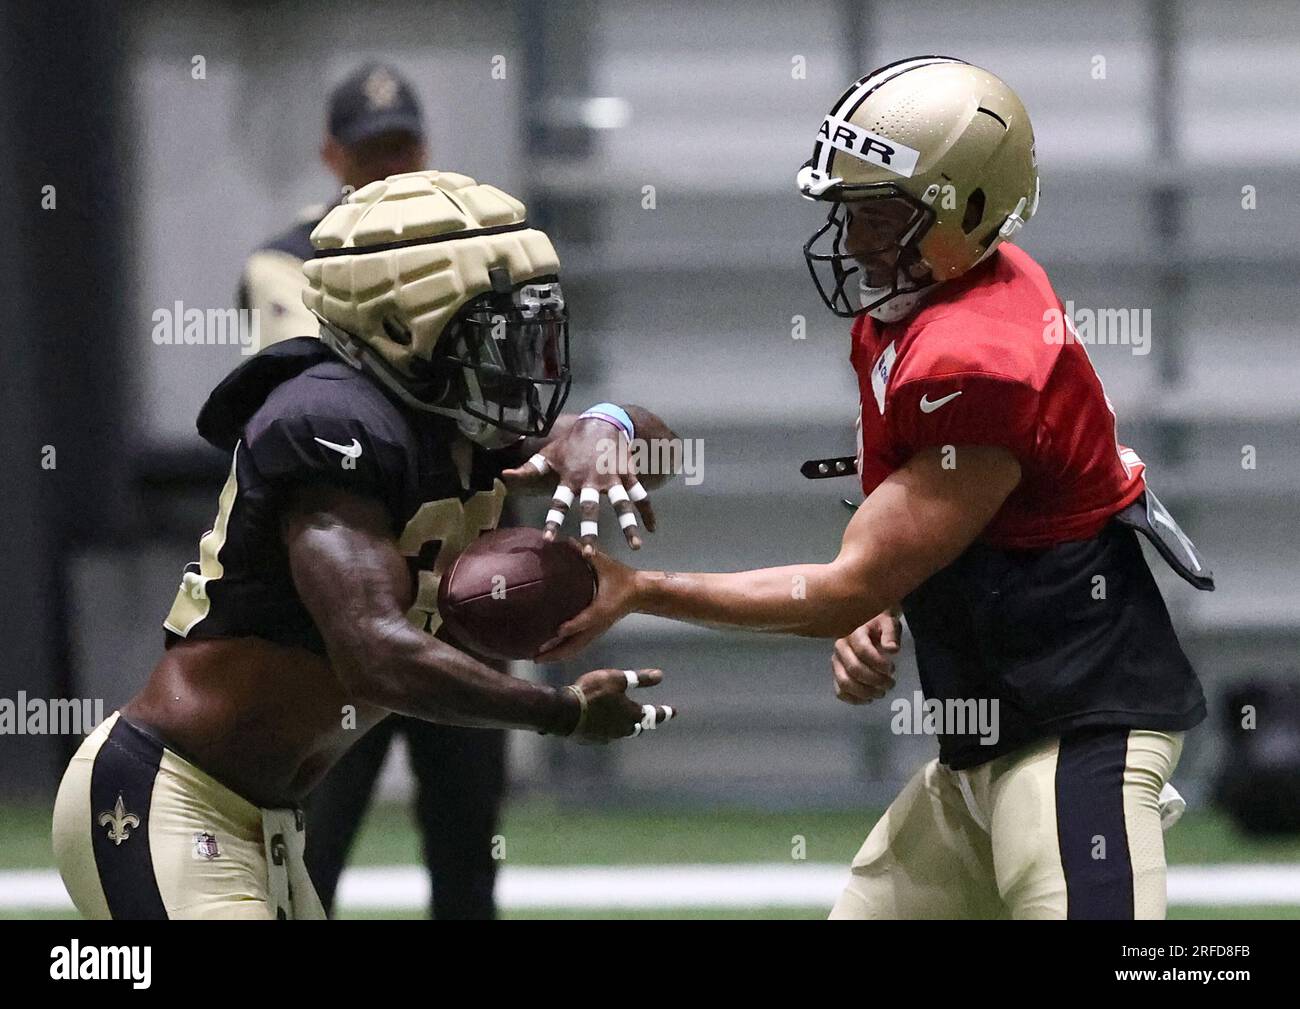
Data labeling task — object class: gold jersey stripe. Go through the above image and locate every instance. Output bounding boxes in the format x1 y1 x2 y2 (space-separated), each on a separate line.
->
163 443 241 637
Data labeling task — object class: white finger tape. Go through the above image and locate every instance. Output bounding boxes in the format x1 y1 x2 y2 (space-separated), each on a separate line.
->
640 704 657 729
623 669 640 688
607 484 630 504
528 453 550 474
661 706 675 722
551 485 575 507
580 521 598 537
627 481 648 503
545 509 567 527
618 512 638 530
631 724 643 738
579 486 600 505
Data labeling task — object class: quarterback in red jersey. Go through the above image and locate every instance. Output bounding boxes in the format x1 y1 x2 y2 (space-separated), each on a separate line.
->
849 240 1148 550
545 56 1213 919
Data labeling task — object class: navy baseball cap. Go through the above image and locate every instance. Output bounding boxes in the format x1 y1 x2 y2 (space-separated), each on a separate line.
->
327 62 424 147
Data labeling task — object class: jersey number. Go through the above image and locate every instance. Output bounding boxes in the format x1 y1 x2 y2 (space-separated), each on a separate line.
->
397 481 507 635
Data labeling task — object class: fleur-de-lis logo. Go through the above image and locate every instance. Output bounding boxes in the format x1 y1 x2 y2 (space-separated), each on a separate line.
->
97 794 140 846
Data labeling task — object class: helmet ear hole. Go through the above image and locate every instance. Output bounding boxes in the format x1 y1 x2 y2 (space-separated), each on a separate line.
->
961 188 986 234
382 315 413 346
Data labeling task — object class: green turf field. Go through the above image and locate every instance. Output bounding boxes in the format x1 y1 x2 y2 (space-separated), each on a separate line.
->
5 800 1299 919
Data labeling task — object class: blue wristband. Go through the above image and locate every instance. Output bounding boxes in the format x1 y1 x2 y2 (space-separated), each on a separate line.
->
580 402 635 440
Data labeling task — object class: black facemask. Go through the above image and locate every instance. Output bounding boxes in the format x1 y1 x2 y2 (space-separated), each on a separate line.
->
803 189 934 319
420 277 572 438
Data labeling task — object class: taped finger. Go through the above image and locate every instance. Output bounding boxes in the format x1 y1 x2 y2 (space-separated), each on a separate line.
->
578 487 601 548
610 490 641 547
551 484 576 509
545 484 576 533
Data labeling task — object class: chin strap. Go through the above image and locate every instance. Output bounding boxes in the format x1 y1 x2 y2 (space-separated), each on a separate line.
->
316 316 527 450
456 415 525 450
315 319 522 449
315 314 525 450
863 269 938 322
314 315 462 420
867 286 935 322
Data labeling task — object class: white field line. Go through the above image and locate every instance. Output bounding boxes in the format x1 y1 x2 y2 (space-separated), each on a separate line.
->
4 863 1300 912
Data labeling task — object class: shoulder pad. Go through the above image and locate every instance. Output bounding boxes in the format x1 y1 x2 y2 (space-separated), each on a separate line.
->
241 364 419 517
196 338 337 451
896 311 1053 391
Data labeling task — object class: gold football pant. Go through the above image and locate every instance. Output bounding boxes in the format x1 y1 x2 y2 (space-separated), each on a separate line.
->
52 712 325 920
830 728 1184 920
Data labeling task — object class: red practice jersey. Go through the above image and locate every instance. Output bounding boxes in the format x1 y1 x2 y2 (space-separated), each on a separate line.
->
850 243 1145 549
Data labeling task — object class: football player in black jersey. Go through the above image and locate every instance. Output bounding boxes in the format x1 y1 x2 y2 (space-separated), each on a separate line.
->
51 171 678 920
242 62 508 923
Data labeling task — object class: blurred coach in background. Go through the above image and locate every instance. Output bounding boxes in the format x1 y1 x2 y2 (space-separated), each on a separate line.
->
236 62 508 919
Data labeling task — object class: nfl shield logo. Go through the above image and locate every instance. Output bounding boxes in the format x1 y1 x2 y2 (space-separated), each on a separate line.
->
192 831 221 860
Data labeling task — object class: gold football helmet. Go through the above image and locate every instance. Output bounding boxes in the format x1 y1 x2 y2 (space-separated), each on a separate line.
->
797 56 1040 320
303 170 570 441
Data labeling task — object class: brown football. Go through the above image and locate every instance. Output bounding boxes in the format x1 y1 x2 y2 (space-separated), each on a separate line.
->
436 527 597 660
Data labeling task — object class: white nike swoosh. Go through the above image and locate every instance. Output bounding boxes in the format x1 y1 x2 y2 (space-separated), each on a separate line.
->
919 391 962 414
314 436 363 459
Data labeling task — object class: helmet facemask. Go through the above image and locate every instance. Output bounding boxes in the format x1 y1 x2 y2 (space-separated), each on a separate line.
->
423 273 571 439
803 184 937 321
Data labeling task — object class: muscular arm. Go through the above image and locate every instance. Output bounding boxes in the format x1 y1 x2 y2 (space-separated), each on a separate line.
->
533 444 1022 659
634 446 1021 638
283 483 577 733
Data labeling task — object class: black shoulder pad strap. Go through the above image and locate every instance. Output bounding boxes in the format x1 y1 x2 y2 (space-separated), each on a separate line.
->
196 337 337 451
1115 486 1215 591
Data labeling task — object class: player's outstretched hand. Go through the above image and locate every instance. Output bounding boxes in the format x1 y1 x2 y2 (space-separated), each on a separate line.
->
536 547 638 662
832 609 902 705
500 415 656 555
564 667 676 745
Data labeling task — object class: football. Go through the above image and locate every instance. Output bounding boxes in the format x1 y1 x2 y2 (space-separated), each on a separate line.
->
436 527 598 660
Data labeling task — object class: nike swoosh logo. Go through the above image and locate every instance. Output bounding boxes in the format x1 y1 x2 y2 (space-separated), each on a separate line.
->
919 391 962 414
314 436 363 459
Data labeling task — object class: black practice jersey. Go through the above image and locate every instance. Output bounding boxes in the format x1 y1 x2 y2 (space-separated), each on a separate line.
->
903 523 1206 769
164 338 512 654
